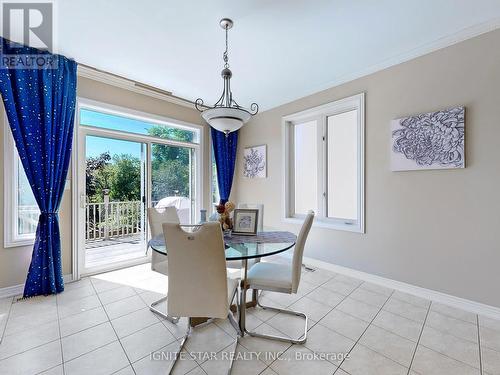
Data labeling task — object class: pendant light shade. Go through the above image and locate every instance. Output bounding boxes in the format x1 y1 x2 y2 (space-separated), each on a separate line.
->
201 107 251 134
195 18 258 136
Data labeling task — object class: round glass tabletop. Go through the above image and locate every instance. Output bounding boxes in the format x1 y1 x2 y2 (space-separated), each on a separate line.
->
149 231 297 261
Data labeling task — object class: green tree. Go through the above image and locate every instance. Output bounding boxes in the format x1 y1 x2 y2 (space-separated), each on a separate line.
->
109 154 141 201
86 152 112 202
151 159 189 201
147 126 194 143
148 126 192 202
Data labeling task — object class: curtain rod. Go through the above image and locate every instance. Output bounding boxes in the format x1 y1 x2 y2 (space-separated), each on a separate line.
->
77 63 200 107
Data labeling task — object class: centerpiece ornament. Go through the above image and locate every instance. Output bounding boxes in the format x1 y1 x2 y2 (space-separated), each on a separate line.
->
217 201 235 231
195 18 258 136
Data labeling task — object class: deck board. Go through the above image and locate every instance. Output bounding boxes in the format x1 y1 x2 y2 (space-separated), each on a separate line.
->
85 234 147 268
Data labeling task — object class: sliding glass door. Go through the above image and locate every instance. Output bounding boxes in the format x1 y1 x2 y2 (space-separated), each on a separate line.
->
76 101 202 276
83 135 148 271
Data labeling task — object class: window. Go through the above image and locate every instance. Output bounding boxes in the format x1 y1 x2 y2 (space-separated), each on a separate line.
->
283 93 365 232
80 108 200 144
4 120 40 247
293 120 318 215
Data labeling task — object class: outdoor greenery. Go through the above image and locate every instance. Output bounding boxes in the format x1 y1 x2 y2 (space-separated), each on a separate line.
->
86 125 193 203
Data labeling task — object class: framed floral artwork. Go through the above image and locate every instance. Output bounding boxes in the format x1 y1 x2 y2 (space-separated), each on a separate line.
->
391 106 465 171
243 144 267 178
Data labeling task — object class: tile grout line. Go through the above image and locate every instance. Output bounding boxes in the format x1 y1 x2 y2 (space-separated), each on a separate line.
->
55 292 66 375
333 289 396 373
367 319 420 345
406 300 432 375
422 313 482 345
0 338 61 362
477 315 484 375
29 296 67 375
89 278 138 375
55 322 117 364
410 311 483 371
379 303 428 326
0 296 62 374
416 341 483 372
427 306 478 325
0 297 14 345
0 299 62 362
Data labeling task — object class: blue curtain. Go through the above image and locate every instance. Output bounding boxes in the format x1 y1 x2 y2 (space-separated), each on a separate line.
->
0 38 77 297
212 128 238 204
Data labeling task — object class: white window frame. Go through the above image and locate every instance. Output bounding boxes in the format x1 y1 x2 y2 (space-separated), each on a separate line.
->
3 115 39 247
282 93 365 233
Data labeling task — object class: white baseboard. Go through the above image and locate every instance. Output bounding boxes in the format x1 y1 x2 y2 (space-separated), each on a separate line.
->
303 256 500 320
0 274 74 299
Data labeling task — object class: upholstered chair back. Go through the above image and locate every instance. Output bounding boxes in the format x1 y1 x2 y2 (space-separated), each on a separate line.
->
164 222 229 319
291 210 315 293
148 207 179 237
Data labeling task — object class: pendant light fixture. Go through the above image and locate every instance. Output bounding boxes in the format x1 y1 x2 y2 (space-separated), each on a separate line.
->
195 18 258 136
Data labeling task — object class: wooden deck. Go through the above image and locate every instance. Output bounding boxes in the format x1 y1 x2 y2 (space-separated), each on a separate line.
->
85 234 147 268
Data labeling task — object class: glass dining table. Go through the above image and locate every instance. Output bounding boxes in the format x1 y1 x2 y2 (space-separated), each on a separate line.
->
148 230 297 336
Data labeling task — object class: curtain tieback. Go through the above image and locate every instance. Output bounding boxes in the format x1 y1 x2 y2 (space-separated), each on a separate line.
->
41 212 58 215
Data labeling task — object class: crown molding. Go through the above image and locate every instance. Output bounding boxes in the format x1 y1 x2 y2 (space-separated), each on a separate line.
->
77 65 196 109
267 17 500 113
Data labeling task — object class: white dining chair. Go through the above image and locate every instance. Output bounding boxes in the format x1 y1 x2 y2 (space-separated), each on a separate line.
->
244 210 314 344
163 222 240 374
148 206 179 275
147 206 179 323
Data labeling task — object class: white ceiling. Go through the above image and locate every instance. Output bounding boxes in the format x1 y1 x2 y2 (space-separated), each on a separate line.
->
54 0 500 111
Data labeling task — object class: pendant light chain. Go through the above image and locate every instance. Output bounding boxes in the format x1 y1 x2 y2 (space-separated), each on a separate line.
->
223 25 229 69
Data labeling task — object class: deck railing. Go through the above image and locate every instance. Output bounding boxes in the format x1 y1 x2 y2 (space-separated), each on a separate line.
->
17 201 151 242
86 200 144 241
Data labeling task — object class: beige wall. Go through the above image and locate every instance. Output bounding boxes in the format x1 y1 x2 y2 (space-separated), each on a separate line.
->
233 29 500 307
0 76 207 289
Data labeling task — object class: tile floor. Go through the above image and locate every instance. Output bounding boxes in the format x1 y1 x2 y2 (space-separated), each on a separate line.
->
0 259 499 375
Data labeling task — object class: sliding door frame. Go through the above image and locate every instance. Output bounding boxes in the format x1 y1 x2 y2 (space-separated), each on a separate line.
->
72 97 204 279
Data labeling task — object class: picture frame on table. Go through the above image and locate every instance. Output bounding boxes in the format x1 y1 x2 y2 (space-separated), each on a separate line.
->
232 209 259 236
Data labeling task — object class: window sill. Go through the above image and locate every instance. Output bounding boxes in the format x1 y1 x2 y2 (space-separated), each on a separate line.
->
4 237 36 248
283 217 364 233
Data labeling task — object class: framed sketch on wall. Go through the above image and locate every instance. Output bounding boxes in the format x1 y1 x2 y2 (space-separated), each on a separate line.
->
243 144 267 178
391 106 465 171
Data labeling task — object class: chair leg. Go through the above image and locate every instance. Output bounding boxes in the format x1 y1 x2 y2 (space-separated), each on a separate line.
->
167 324 191 374
228 287 242 337
244 291 308 344
168 288 241 374
227 287 242 374
149 296 180 324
